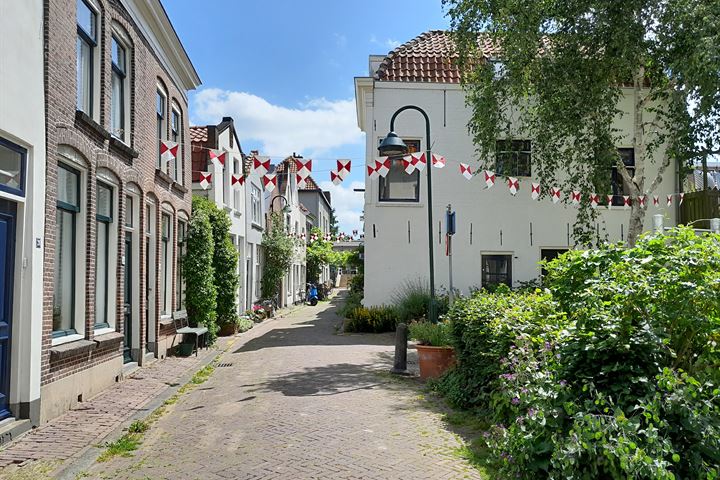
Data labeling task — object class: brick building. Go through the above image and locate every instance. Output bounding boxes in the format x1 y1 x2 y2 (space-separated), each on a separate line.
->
40 0 200 423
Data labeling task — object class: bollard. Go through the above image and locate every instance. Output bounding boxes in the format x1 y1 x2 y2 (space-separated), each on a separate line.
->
711 218 720 234
391 323 410 375
653 214 664 233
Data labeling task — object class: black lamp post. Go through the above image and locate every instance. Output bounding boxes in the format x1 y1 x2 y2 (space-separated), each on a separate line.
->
378 106 437 323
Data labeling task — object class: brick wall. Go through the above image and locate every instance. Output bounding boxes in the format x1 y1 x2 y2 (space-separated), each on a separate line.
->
42 0 193 386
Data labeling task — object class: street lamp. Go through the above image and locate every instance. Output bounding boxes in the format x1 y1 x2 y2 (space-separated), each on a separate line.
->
378 106 437 323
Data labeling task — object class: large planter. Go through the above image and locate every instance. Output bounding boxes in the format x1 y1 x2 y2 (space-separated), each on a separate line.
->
415 344 456 380
218 323 238 337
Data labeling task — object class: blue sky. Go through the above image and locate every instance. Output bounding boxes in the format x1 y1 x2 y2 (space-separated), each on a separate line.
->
164 0 449 233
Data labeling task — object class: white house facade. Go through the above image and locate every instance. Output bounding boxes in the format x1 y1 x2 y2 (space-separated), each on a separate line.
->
355 31 678 307
245 151 266 309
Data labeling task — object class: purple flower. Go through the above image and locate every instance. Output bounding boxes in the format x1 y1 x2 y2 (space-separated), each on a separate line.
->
511 397 520 405
527 408 537 417
521 387 528 394
544 342 552 351
559 380 567 387
482 431 491 438
555 353 561 360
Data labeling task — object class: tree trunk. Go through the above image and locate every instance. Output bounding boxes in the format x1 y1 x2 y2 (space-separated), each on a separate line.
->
625 66 648 247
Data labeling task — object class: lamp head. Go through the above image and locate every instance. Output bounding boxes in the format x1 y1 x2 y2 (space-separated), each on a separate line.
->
378 132 408 157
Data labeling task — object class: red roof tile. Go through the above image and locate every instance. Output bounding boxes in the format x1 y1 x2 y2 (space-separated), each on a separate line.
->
189 126 208 143
299 175 320 191
375 30 501 84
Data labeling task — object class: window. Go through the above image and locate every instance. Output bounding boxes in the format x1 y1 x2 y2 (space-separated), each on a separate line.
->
125 195 133 228
379 138 420 202
95 182 113 329
176 220 187 311
54 164 81 336
76 0 96 115
160 213 171 315
156 89 166 169
540 249 568 278
481 254 512 288
0 137 27 196
110 37 127 140
611 148 635 206
171 107 181 181
496 140 531 177
251 185 261 224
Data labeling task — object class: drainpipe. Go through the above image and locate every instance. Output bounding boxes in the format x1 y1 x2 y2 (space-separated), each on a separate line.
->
653 214 664 233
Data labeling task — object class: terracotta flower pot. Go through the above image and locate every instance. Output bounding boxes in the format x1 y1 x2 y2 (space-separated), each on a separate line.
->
415 344 456 380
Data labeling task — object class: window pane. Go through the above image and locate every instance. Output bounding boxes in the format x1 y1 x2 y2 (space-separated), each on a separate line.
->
111 38 125 72
95 220 109 326
125 195 133 227
482 255 512 288
156 91 165 117
76 0 95 39
97 183 112 219
76 37 92 113
54 209 75 333
379 159 419 201
111 71 123 139
58 165 79 207
0 141 24 192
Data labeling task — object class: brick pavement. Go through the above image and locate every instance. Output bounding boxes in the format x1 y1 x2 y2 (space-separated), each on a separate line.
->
0 342 225 477
81 295 486 480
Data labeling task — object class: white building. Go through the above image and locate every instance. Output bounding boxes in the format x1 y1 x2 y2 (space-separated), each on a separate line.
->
0 0 46 432
245 151 266 309
354 31 678 307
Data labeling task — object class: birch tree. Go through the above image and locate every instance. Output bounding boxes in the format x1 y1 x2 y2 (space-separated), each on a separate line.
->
445 0 720 245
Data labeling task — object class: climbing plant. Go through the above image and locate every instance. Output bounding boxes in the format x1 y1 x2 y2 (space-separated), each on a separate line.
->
261 212 295 300
183 207 218 341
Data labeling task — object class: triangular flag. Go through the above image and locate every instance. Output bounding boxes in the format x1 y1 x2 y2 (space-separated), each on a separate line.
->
199 172 212 190
402 155 416 174
431 154 445 168
367 164 378 179
262 173 277 192
160 140 179 164
375 157 391 177
330 170 342 186
550 187 562 204
296 174 307 189
231 174 245 188
571 191 582 205
253 156 270 176
666 194 673 207
679 193 684 205
484 171 496 188
295 158 312 178
209 149 226 167
653 195 660 207
337 159 351 179
460 163 473 180
590 194 599 208
607 195 614 209
623 195 631 209
412 152 426 172
507 177 519 195
531 183 541 200
638 195 647 207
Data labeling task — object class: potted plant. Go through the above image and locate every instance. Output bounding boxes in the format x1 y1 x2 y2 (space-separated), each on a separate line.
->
408 321 455 380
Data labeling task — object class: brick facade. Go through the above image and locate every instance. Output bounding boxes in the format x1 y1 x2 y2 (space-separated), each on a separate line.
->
42 0 196 411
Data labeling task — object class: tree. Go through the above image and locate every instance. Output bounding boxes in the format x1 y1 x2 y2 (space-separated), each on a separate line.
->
261 212 295 300
306 227 334 283
183 208 218 341
192 196 239 328
329 208 339 237
445 0 720 245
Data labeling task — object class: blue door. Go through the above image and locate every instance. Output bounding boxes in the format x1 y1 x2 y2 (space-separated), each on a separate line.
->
0 199 16 420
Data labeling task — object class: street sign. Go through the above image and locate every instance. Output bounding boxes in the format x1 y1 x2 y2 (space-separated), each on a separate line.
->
446 210 456 236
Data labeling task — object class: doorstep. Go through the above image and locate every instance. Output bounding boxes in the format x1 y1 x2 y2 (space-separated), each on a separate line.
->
0 418 32 450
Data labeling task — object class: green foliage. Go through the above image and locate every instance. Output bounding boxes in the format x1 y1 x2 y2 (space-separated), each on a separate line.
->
408 320 453 347
346 246 364 274
348 274 364 294
344 306 398 333
306 227 336 283
236 316 254 333
183 208 218 341
391 278 450 323
328 208 339 236
434 228 720 478
338 291 363 318
261 212 295 300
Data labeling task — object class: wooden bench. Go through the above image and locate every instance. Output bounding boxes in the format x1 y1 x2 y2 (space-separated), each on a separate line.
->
173 311 208 357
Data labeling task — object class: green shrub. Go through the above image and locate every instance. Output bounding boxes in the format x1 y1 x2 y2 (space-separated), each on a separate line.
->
344 306 398 333
338 291 363 318
236 316 254 333
183 208 218 341
391 278 450 323
348 274 364 295
408 320 453 346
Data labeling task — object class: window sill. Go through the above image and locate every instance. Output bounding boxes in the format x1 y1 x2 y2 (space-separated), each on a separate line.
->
94 331 124 348
251 222 264 232
173 310 187 320
93 327 115 337
155 169 174 186
159 315 174 326
233 210 243 219
109 136 139 159
75 110 110 140
49 337 96 361
171 182 188 195
375 201 423 207
51 333 84 347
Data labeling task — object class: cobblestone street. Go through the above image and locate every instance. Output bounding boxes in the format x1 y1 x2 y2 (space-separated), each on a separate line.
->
81 294 485 479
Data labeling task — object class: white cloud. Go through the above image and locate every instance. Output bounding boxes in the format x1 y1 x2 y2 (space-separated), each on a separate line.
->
334 33 347 48
317 180 364 234
370 35 402 50
192 88 364 157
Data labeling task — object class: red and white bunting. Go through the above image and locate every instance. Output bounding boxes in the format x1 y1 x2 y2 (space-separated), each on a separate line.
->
375 157 391 177
160 140 179 164
253 156 270 176
330 169 342 186
679 193 684 205
460 163 473 180
653 195 660 207
402 155 416 174
337 159 351 179
607 195 614 209
352 229 358 236
590 193 600 208
530 183 541 200
209 149 226 167
367 164 378 179
550 187 562 203
295 158 312 178
310 233 318 242
411 152 427 172
638 195 647 207
296 174 307 189
484 171 496 188
199 171 212 190
231 174 245 188
666 194 673 207
262 173 277 192
432 153 446 168
507 177 519 195
571 191 582 205
623 196 631 209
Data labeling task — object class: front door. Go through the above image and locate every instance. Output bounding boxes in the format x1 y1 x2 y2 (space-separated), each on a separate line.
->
0 200 17 420
123 232 132 363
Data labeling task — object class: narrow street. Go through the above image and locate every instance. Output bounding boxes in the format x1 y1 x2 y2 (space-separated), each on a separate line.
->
81 295 484 479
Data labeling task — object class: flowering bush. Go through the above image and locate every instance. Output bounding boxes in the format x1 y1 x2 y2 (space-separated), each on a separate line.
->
435 227 720 479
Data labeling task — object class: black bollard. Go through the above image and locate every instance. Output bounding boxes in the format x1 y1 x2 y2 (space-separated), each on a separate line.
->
391 323 410 375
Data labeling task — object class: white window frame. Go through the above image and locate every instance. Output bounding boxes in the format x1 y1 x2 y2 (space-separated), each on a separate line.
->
110 28 131 143
159 208 174 317
251 184 262 225
94 171 119 334
170 104 182 183
156 86 167 170
76 0 101 120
